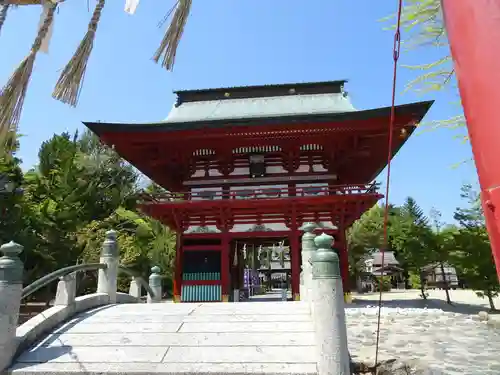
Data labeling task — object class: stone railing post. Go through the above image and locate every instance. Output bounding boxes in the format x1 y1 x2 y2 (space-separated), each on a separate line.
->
129 276 142 300
54 272 76 306
0 241 24 372
300 222 317 302
147 266 162 303
97 230 119 303
311 233 350 375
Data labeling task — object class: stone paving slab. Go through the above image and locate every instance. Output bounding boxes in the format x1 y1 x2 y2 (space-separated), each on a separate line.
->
17 346 169 363
178 321 313 333
163 346 316 363
52 322 184 334
189 301 310 315
68 313 313 324
39 332 316 347
8 362 318 374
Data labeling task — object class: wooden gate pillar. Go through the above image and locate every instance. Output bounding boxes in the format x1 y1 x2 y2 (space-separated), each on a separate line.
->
337 229 351 304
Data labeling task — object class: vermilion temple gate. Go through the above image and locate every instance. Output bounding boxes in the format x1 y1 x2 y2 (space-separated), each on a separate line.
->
85 80 433 302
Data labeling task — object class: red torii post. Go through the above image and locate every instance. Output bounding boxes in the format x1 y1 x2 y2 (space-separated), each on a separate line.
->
442 0 500 279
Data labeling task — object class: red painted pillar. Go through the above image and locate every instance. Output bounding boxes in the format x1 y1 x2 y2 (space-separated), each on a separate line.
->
290 229 301 301
442 0 500 279
337 229 350 300
221 234 230 302
173 234 183 302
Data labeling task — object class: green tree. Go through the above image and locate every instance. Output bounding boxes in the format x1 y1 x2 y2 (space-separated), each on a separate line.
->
347 205 386 275
347 204 400 282
451 184 499 310
5 129 176 300
428 207 453 304
0 136 24 243
391 197 433 299
0 135 50 287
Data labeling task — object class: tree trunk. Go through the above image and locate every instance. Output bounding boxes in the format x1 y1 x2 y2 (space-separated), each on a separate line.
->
419 269 427 300
44 286 52 307
439 261 452 304
487 290 497 311
420 285 427 300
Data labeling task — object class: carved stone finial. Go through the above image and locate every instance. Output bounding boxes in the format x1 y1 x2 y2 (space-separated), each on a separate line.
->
0 241 23 257
149 265 162 291
0 241 24 284
314 232 334 249
312 233 339 279
301 222 317 233
101 229 118 257
105 230 117 241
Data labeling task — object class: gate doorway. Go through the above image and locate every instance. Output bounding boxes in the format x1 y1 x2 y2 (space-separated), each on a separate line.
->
229 235 298 302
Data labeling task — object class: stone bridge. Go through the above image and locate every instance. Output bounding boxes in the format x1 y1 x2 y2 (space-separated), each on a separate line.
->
1 227 352 375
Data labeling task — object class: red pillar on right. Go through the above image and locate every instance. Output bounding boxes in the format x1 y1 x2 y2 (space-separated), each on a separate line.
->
442 0 500 280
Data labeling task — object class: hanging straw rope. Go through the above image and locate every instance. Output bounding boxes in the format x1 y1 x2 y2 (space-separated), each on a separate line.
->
0 1 56 154
0 4 9 37
153 0 192 71
52 0 106 107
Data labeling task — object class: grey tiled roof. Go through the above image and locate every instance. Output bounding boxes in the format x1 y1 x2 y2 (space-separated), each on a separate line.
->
370 251 399 266
164 93 356 123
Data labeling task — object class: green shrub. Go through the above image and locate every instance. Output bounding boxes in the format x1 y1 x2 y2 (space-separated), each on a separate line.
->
408 272 421 289
374 276 392 292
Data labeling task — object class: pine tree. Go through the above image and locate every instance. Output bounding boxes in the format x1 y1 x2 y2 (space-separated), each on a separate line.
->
392 197 433 298
452 185 499 310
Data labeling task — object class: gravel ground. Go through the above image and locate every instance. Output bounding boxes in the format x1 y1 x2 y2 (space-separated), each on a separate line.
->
346 290 500 375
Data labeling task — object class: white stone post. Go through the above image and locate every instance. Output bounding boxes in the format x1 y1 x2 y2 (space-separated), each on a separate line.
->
300 222 317 302
54 272 76 306
311 233 350 375
97 230 119 303
233 289 240 302
129 276 142 300
147 266 162 303
0 241 24 372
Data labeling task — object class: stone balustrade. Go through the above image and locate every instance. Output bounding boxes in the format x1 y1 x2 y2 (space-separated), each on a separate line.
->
300 224 351 374
0 230 161 372
311 232 351 375
300 222 317 305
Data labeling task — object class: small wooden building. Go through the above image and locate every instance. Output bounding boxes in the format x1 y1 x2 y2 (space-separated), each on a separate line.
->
357 251 404 292
421 263 459 289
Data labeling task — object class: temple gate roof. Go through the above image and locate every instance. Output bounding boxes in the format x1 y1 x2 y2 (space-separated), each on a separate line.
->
165 80 356 123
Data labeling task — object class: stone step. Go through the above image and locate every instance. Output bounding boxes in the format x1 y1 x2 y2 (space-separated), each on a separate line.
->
16 345 317 364
9 362 317 374
68 313 313 324
38 332 316 347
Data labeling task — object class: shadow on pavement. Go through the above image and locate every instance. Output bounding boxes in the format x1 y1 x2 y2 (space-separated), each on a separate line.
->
348 296 496 315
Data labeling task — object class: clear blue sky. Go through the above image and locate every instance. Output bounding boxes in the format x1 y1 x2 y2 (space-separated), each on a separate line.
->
0 0 477 224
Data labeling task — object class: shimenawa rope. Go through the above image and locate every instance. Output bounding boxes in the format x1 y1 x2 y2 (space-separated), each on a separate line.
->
0 1 56 155
153 0 192 71
52 0 106 107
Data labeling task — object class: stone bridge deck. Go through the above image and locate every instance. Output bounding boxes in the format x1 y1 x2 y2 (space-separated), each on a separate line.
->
9 301 317 374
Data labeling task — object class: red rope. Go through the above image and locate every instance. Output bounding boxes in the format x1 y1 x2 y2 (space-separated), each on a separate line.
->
374 0 403 369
